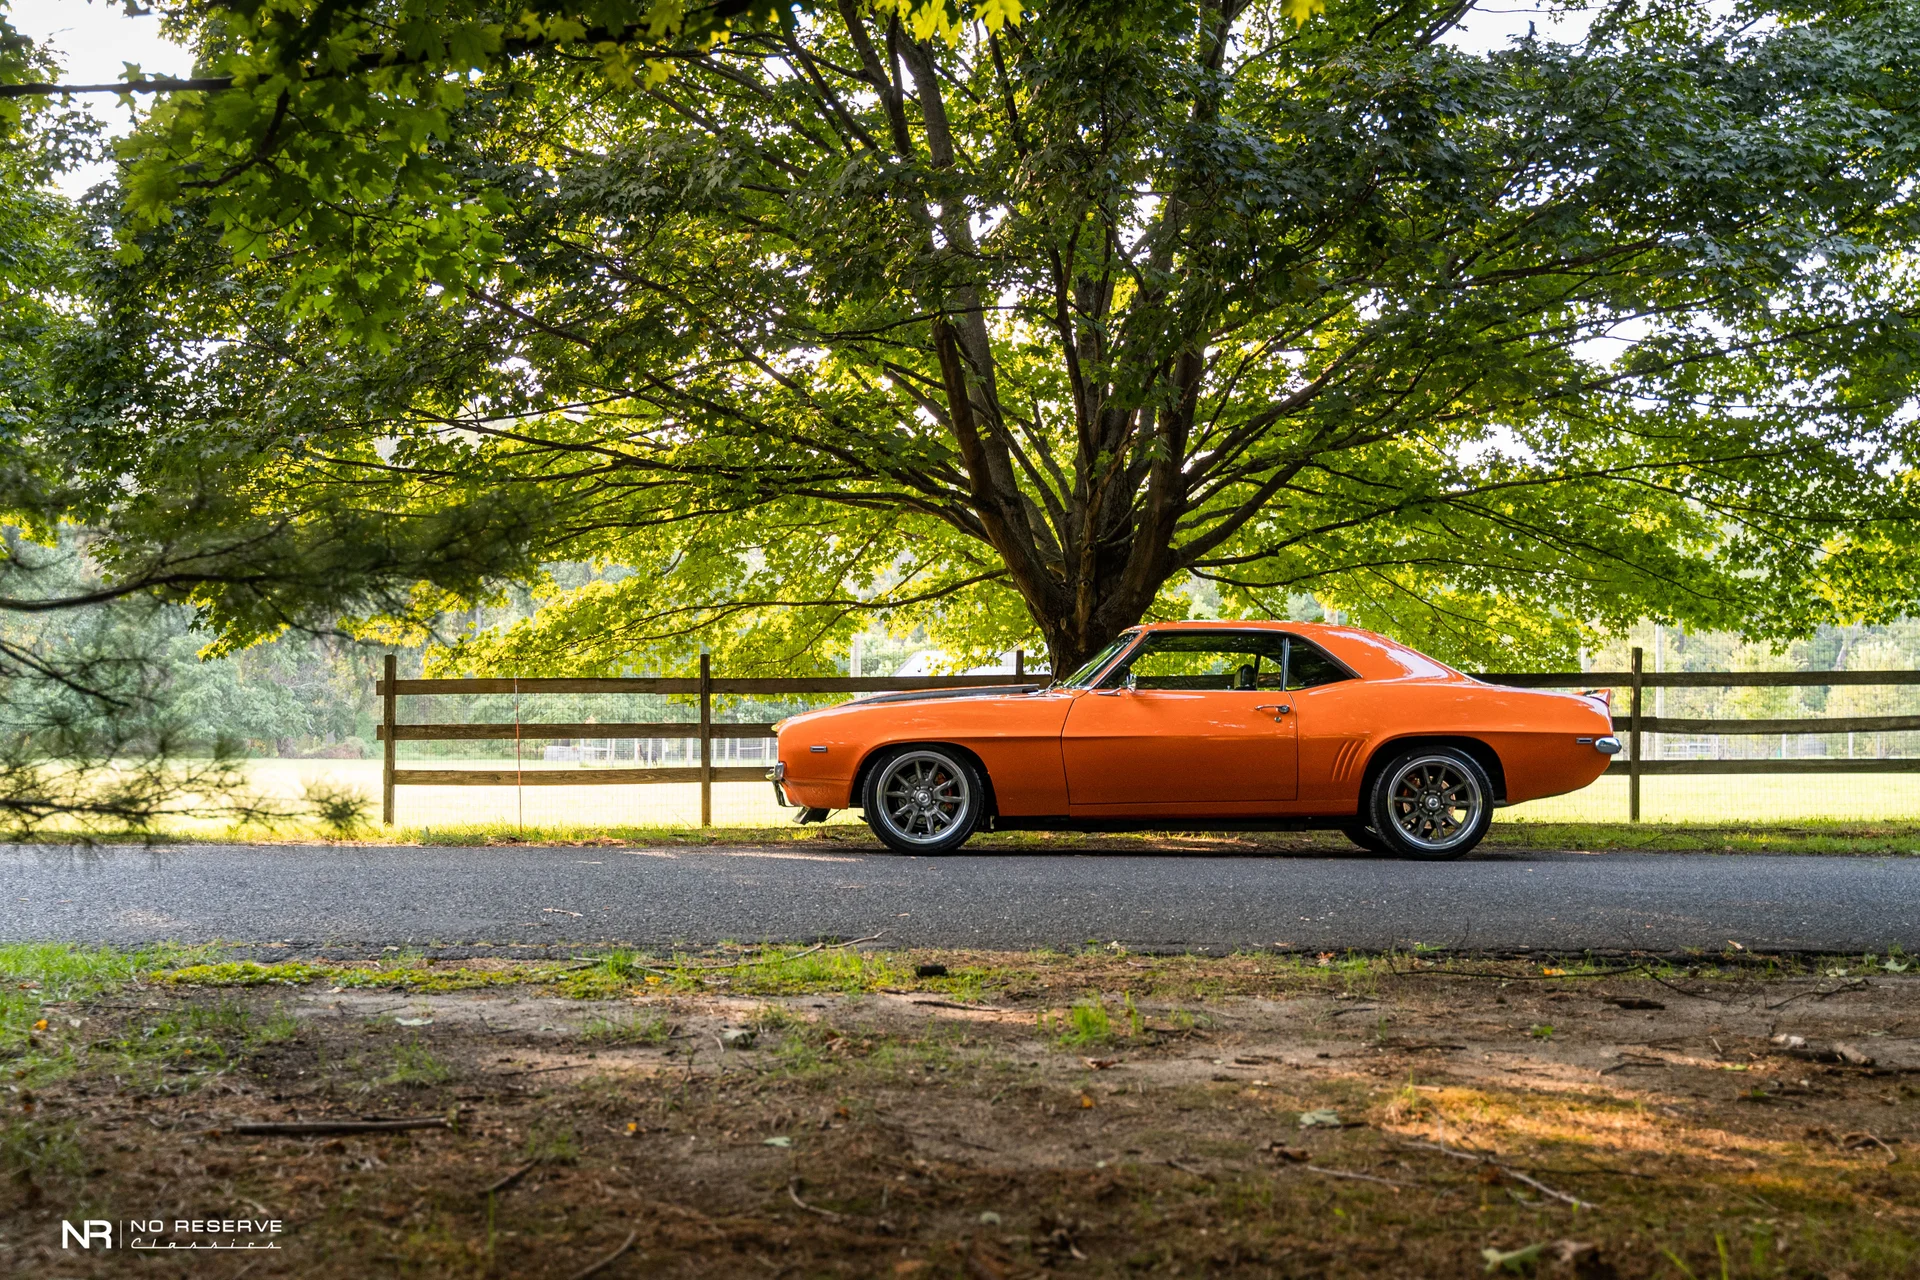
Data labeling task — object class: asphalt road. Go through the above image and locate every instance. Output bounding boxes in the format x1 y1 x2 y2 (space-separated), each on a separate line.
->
4 844 1918 955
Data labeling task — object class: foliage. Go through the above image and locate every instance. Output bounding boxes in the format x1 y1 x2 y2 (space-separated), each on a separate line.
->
0 543 274 838
38 0 1920 677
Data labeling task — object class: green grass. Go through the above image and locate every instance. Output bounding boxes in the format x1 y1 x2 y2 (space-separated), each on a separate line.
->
521 1121 581 1165
1043 993 1145 1048
0 1117 85 1192
382 1041 453 1087
43 816 1920 855
579 1012 673 1045
159 957 549 993
1482 819 1920 855
0 942 205 1054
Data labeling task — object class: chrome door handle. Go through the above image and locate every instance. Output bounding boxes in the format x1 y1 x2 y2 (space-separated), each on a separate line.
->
1254 704 1292 719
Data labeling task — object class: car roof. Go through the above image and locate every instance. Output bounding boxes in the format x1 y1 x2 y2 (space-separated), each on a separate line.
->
1127 619 1464 682
1135 619 1335 636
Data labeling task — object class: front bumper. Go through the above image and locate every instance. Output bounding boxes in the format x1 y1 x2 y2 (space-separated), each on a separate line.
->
769 760 792 807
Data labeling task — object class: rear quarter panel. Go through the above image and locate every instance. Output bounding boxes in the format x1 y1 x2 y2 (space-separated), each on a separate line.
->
1294 677 1613 812
776 693 1075 814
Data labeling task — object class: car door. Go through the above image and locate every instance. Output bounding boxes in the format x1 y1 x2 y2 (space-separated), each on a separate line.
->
1061 631 1298 808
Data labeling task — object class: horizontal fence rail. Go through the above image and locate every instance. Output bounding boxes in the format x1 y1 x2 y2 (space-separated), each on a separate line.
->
375 646 1920 825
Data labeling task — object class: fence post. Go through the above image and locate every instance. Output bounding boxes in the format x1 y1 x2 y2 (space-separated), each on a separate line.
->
1014 648 1024 679
381 653 397 827
1629 645 1643 823
699 651 713 827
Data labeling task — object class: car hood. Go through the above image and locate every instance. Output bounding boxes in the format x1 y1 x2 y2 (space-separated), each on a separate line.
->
776 683 1046 731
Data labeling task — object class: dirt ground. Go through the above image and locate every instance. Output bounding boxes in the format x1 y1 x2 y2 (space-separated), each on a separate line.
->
4 949 1917 1278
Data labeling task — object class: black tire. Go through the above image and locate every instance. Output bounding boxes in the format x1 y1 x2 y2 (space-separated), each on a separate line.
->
861 745 986 855
1365 746 1493 861
1340 825 1391 855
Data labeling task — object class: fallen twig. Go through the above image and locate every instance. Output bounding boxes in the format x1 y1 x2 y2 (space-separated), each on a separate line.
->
788 1176 847 1221
481 1161 538 1195
1840 1131 1900 1163
1642 971 1733 1004
1163 1157 1213 1181
567 1228 638 1280
496 1063 581 1079
911 998 996 1012
1389 960 1649 983
1394 1138 1599 1210
1302 1165 1411 1190
220 1118 450 1136
1767 979 1870 1011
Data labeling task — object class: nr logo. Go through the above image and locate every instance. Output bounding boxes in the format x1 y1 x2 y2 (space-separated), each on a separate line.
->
62 1219 113 1248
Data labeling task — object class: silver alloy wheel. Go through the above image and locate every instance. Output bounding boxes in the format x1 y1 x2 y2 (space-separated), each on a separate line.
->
1384 754 1484 852
874 750 973 847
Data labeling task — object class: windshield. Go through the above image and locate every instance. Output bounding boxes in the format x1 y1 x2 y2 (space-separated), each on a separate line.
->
1054 633 1137 689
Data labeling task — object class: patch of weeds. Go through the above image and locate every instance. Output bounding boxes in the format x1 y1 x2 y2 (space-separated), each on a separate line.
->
251 1008 300 1047
159 961 330 988
186 999 253 1038
1 943 201 1054
1047 998 1118 1048
600 950 648 980
580 1012 672 1045
383 1041 452 1087
108 1000 260 1084
1383 1079 1436 1124
0 1118 86 1199
163 958 545 994
1161 1008 1214 1033
522 1122 581 1165
1528 1024 1555 1040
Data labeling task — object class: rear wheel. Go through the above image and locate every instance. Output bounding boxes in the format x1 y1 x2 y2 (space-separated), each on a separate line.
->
1365 747 1492 861
861 746 985 855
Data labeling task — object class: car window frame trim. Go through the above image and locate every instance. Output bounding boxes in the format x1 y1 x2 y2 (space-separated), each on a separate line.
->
1087 627 1359 692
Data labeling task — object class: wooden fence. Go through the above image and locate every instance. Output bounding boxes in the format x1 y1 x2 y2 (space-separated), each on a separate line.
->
375 647 1920 825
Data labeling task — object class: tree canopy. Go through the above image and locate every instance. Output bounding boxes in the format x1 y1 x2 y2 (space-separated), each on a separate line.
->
21 0 1920 673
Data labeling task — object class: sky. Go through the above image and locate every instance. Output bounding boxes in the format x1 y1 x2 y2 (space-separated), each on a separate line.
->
7 0 192 194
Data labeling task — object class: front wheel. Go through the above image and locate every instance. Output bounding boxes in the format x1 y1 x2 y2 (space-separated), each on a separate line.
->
861 746 985 855
1365 747 1493 861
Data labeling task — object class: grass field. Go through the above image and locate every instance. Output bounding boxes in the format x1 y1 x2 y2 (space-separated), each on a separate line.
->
24 758 1920 848
229 757 1920 832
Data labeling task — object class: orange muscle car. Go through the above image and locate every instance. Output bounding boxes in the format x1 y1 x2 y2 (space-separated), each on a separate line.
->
771 622 1619 859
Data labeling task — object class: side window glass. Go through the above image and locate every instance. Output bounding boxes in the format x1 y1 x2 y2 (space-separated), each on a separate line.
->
1104 633 1288 690
1286 639 1353 690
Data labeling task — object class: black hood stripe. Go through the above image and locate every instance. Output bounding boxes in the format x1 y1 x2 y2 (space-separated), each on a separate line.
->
845 683 1043 707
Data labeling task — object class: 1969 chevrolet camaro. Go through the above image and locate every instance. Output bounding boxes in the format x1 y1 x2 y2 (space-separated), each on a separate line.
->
770 621 1620 859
